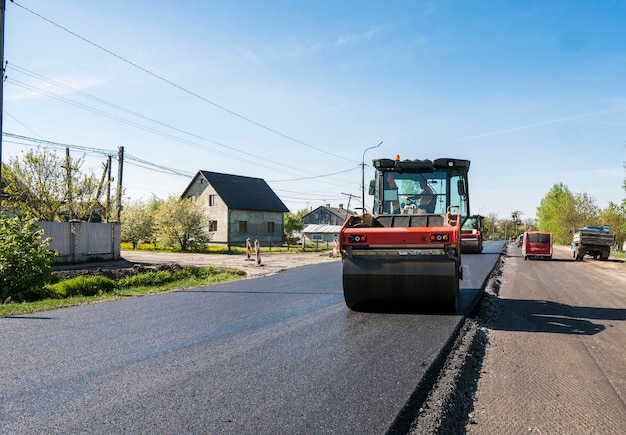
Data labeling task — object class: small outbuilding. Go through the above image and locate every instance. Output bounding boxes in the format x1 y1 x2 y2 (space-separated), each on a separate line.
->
301 224 342 245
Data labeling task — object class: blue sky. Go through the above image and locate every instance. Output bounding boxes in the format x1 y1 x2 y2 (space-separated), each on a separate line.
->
3 0 626 221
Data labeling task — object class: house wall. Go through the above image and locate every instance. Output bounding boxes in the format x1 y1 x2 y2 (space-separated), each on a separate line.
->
229 209 284 247
183 173 208 198
198 185 230 244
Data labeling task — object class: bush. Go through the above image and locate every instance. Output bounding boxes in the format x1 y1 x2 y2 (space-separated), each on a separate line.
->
50 276 116 298
0 214 59 302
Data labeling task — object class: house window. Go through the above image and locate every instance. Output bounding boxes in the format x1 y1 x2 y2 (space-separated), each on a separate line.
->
267 222 275 233
239 221 247 233
209 220 218 232
208 195 218 206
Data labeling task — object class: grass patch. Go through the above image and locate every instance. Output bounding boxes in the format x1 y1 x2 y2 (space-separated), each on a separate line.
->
52 276 117 297
0 266 246 318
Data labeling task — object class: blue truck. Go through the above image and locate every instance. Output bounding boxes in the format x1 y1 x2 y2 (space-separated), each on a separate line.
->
571 225 614 261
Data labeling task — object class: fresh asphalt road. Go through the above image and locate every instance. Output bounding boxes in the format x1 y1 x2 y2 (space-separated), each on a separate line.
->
0 242 505 434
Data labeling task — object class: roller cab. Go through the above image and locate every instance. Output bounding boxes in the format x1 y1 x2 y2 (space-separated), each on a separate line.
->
461 214 484 254
340 157 470 312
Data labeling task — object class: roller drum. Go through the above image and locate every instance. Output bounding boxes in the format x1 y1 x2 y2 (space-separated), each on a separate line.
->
342 255 459 312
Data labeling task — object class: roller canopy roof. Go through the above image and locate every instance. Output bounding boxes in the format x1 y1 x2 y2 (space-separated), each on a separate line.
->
373 158 471 171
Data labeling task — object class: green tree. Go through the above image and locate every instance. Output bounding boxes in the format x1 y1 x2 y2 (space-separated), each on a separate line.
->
294 207 310 220
599 202 625 249
573 192 600 224
483 213 498 240
536 183 602 244
154 196 211 252
121 199 155 249
598 164 626 250
536 183 578 244
284 211 305 246
1 147 103 221
0 214 58 302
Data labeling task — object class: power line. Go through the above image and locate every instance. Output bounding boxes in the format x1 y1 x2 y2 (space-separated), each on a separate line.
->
6 77 304 176
6 66 351 182
4 132 362 189
4 111 42 138
268 166 359 182
2 132 192 177
4 133 357 205
10 0 358 164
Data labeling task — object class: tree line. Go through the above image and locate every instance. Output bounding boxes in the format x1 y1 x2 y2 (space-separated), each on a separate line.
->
535 180 626 246
2 147 625 250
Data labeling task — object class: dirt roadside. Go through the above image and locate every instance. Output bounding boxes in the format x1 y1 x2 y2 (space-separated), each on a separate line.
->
125 250 338 277
51 250 341 281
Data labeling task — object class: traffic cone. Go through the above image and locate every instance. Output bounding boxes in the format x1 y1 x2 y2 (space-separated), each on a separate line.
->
246 238 253 261
255 239 262 265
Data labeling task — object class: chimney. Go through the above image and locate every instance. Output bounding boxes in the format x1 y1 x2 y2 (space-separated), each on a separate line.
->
339 204 344 209
326 203 330 208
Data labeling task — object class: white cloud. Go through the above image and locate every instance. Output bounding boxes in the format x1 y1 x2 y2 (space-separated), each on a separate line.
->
336 26 382 47
446 105 626 144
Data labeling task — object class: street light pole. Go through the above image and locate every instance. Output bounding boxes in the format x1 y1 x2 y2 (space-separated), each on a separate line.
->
361 141 382 213
0 0 6 213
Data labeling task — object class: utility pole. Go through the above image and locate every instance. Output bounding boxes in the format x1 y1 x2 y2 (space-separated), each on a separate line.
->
340 192 360 213
65 148 72 219
116 146 124 221
361 141 382 212
91 158 109 222
0 0 6 213
106 155 112 222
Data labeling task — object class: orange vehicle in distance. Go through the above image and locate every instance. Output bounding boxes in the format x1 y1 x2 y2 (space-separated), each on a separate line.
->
521 231 552 260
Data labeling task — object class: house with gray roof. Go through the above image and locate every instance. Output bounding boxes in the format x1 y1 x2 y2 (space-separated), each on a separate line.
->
181 170 289 248
302 203 355 226
300 204 356 244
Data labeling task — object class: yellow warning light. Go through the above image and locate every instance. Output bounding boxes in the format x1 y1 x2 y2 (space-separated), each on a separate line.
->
394 154 400 161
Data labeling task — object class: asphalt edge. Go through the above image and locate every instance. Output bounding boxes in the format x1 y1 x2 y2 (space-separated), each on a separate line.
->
387 244 507 435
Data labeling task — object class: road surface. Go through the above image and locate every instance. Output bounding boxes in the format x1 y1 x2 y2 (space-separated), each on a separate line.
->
465 244 626 433
0 243 503 434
